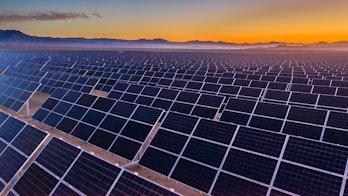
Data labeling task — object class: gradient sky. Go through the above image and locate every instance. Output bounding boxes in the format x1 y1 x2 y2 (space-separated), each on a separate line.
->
1 0 348 43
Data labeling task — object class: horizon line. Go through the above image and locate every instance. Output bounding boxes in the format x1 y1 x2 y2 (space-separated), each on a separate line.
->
1 29 348 45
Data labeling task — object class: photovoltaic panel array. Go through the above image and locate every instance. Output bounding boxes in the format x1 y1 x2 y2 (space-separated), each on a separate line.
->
140 111 348 195
1 50 348 195
33 88 164 161
0 111 48 194
0 76 40 112
9 137 179 196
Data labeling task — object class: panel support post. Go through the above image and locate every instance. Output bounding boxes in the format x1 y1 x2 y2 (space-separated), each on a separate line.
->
26 101 30 117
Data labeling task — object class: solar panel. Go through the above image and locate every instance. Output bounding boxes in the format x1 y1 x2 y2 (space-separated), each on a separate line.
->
81 109 105 126
318 95 348 109
109 137 142 160
283 137 348 174
0 147 27 183
212 172 268 195
71 122 95 140
110 101 137 118
139 147 178 175
110 171 179 196
274 162 342 195
0 76 40 112
64 152 121 195
287 106 327 125
233 127 286 157
135 95 154 106
91 97 115 112
264 90 290 102
225 97 256 113
89 129 116 150
249 116 284 132
13 163 59 195
77 93 97 107
183 138 227 167
56 117 78 134
193 119 237 144
323 128 348 147
220 111 250 125
191 105 218 119
176 91 200 104
171 158 217 193
0 117 26 142
161 112 198 134
152 98 173 110
66 105 88 120
282 121 322 140
0 140 6 154
327 111 348 129
99 115 127 134
197 94 224 108
254 102 289 119
223 148 277 184
51 183 80 196
289 92 318 105
53 101 72 115
11 125 47 156
238 87 262 98
131 105 163 125
120 120 153 142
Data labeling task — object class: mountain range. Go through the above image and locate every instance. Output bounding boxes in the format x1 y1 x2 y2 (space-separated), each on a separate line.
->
1 30 348 50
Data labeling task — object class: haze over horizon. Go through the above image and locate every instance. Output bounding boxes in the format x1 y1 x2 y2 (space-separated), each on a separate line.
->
1 0 348 44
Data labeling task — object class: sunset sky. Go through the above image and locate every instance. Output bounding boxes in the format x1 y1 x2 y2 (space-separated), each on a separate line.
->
1 0 348 43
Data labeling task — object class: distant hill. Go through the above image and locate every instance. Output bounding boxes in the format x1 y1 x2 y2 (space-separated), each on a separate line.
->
1 30 347 50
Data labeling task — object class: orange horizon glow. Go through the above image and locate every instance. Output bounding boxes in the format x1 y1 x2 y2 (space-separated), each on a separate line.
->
2 0 348 44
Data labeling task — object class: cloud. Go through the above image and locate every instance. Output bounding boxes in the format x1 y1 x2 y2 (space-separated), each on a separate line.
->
92 12 103 19
0 10 102 23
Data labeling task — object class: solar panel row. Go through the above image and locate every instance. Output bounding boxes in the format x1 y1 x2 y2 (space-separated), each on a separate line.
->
0 76 40 112
0 111 48 194
9 137 179 196
33 88 164 161
140 111 348 195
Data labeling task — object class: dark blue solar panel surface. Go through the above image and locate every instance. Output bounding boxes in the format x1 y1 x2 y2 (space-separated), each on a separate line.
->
13 163 58 195
283 137 348 174
171 159 217 193
223 148 277 184
274 162 342 196
182 138 227 168
233 127 285 157
99 115 127 134
11 125 47 156
282 121 322 140
51 183 80 196
150 129 188 154
89 129 116 150
36 138 80 177
0 147 26 183
139 147 178 176
64 152 121 195
212 172 268 196
193 119 236 144
131 105 162 125
110 171 179 196
161 112 198 134
120 120 153 142
109 137 141 160
0 117 25 142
